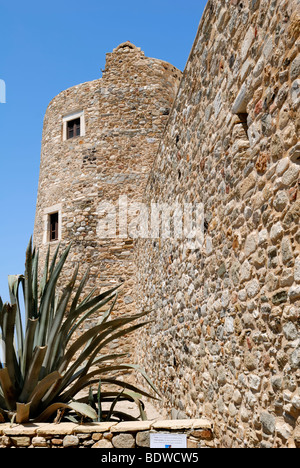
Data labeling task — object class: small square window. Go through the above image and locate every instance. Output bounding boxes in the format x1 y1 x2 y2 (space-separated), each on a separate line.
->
63 110 85 141
67 118 81 140
49 212 59 242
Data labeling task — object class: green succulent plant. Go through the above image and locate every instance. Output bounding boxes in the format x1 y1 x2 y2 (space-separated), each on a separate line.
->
0 239 158 424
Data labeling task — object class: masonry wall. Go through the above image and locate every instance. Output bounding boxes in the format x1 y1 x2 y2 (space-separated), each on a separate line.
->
0 418 214 449
136 0 300 448
33 43 181 354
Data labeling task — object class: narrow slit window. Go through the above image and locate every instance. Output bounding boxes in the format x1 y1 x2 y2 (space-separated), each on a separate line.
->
49 212 59 242
237 113 249 138
67 118 81 140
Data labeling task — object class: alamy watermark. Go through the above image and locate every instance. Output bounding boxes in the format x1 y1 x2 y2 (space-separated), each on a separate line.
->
97 195 205 250
0 79 6 103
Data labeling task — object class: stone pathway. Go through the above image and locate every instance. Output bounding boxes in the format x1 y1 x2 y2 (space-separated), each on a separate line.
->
101 398 162 421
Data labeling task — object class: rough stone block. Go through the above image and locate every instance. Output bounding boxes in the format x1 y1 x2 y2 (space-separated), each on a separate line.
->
136 431 150 447
92 439 113 448
63 435 79 448
10 436 31 447
260 412 275 435
232 83 248 114
241 26 255 61
32 436 48 448
112 433 135 448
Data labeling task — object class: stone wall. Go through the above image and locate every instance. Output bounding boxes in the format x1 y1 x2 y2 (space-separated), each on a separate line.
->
0 419 214 448
136 0 300 448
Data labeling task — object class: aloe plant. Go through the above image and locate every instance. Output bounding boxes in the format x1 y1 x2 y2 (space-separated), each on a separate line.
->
0 238 158 424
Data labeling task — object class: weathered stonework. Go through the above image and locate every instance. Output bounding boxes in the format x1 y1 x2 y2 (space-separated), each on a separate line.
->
136 0 300 449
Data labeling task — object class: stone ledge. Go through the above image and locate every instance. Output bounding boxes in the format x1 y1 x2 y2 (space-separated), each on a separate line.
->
0 418 213 437
0 419 214 448
151 419 212 431
111 420 155 433
3 423 48 436
36 422 78 436
73 422 117 433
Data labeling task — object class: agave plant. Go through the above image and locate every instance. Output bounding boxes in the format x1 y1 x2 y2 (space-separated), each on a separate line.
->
0 238 158 424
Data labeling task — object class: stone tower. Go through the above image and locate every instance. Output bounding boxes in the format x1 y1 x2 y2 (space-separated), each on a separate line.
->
33 42 181 351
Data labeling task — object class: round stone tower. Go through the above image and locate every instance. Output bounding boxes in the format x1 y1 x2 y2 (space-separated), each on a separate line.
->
33 42 182 351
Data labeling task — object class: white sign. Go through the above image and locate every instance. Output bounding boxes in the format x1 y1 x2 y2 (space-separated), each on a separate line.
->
0 80 6 103
150 433 187 449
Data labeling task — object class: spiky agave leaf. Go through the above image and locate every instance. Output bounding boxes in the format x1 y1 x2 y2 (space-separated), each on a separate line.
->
82 387 149 422
0 239 157 423
33 401 97 423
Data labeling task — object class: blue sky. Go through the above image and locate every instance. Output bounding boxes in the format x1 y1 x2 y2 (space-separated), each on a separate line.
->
0 0 206 302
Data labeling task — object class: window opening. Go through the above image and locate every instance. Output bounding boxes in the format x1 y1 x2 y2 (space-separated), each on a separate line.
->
237 113 249 138
67 118 81 140
49 212 59 242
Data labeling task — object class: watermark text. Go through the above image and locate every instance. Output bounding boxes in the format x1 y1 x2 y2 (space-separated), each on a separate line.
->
97 195 205 250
